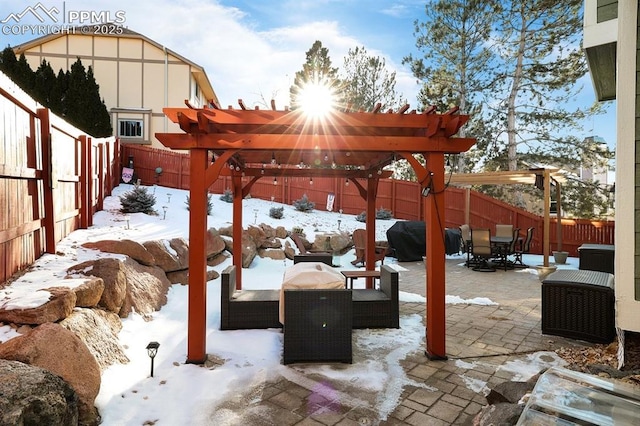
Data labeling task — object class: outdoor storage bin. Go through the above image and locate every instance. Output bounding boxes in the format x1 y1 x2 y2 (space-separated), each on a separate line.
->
541 270 615 343
578 244 615 274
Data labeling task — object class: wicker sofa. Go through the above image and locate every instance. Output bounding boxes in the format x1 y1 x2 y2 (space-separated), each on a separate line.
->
220 261 399 330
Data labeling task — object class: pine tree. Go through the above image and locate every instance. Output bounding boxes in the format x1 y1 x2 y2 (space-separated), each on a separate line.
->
341 46 404 112
403 0 499 173
289 41 341 110
84 66 112 137
33 59 56 106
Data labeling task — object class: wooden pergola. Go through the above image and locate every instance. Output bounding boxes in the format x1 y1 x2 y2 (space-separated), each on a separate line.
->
156 102 475 363
449 169 566 266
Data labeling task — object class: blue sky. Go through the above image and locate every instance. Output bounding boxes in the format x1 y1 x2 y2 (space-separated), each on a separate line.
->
0 0 616 148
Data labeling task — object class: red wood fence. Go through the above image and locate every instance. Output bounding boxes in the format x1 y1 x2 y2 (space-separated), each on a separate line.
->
1 73 119 283
123 145 614 257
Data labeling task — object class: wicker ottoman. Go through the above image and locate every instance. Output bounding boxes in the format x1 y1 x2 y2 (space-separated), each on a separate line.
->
283 289 352 364
541 270 615 343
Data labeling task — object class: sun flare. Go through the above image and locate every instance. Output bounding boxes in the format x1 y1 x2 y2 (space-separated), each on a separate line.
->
298 80 336 118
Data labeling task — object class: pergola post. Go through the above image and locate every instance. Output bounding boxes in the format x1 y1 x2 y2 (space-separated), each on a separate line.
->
186 148 208 364
424 153 447 360
365 175 377 289
232 175 243 290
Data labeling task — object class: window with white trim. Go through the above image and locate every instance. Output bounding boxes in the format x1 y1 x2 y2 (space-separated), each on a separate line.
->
118 119 143 138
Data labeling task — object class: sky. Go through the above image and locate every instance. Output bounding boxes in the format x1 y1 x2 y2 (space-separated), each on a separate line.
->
0 183 579 424
0 0 617 148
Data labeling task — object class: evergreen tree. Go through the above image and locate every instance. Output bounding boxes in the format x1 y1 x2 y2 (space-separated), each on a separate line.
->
0 47 18 78
289 41 341 110
491 0 600 172
84 66 112 137
33 59 56 106
403 0 499 173
341 46 404 112
49 68 68 114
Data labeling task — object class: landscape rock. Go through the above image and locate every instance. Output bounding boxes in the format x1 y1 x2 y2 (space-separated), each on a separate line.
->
117 257 172 318
71 277 105 307
0 287 76 325
68 258 127 314
241 232 257 268
283 241 296 260
258 248 286 260
0 359 79 426
275 225 288 239
82 239 155 266
486 380 535 405
143 240 183 272
166 269 219 285
168 237 190 270
473 402 524 426
0 322 101 426
207 252 230 267
221 236 233 254
247 225 268 247
60 307 129 370
206 228 227 258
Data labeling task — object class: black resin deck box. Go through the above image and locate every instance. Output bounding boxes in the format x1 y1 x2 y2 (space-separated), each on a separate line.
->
578 244 615 274
542 270 615 343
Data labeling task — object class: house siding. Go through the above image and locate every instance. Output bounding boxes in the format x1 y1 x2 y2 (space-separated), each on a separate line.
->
636 0 640 301
16 31 216 149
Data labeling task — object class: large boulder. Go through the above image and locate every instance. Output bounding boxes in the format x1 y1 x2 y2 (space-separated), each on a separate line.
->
118 257 172 318
0 359 79 426
258 248 286 260
143 240 183 273
68 258 127 314
70 277 105 307
0 287 76 325
206 228 227 258
283 241 296 260
241 232 257 268
168 237 190 270
0 323 101 426
166 269 219 285
60 308 129 371
82 239 155 266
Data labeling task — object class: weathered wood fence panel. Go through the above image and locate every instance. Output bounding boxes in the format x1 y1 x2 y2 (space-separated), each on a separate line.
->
1 72 118 283
120 145 615 258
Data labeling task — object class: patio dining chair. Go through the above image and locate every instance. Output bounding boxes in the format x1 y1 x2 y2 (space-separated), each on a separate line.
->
471 228 496 272
513 227 534 268
495 224 514 238
494 227 520 271
459 224 474 268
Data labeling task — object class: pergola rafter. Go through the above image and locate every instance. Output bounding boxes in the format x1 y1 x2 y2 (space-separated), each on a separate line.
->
156 101 476 364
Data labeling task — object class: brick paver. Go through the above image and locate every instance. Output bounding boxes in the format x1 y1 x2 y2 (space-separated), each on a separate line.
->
209 257 593 425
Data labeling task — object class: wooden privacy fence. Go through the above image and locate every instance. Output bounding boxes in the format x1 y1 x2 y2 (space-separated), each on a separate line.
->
124 145 614 257
0 72 119 283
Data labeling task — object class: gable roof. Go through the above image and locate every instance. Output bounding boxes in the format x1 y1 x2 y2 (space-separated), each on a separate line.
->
13 26 219 105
